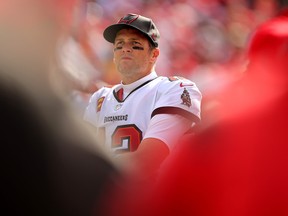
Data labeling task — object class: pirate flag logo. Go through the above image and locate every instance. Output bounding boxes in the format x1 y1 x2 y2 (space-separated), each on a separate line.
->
118 13 139 24
181 88 191 108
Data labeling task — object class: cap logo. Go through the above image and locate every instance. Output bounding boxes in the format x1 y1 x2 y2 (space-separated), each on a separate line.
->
118 13 139 24
151 33 156 41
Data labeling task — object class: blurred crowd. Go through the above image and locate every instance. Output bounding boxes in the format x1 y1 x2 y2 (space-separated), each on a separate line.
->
61 0 283 115
65 0 279 89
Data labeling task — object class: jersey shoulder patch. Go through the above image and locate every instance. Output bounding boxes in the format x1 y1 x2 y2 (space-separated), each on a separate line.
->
157 76 198 108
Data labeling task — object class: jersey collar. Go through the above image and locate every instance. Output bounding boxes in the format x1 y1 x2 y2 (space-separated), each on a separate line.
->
120 71 158 93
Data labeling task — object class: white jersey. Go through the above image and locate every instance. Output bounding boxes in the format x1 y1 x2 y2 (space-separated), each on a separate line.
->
84 72 201 154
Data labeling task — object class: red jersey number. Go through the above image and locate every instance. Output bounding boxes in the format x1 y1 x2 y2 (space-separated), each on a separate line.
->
112 124 142 153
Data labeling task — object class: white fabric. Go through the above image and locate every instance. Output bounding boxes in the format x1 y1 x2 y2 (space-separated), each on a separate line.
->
84 72 202 153
143 113 192 151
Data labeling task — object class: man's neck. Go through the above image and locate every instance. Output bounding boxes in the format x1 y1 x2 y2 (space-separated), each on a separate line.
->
121 71 157 86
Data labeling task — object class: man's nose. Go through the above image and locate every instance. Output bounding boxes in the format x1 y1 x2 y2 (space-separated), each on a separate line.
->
122 43 132 52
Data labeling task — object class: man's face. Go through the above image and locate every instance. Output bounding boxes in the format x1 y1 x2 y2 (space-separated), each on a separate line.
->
113 28 158 84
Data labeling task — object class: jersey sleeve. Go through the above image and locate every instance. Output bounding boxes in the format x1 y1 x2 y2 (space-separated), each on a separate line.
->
152 76 202 124
83 88 104 127
143 113 192 151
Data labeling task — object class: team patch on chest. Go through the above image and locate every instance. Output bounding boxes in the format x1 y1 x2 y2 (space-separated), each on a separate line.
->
114 103 123 111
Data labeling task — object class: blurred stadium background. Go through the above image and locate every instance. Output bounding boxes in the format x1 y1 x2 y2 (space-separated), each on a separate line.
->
72 0 286 87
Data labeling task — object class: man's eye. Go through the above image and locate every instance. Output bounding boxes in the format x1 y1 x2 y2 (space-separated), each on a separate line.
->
131 41 144 50
114 46 122 51
132 46 144 50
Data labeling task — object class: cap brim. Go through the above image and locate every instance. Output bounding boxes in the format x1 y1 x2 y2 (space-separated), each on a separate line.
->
103 23 151 45
103 24 127 43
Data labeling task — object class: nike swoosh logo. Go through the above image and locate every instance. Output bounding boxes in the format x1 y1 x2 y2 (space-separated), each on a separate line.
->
180 82 194 87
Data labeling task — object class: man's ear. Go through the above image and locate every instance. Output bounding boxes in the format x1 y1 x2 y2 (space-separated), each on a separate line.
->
151 48 160 62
